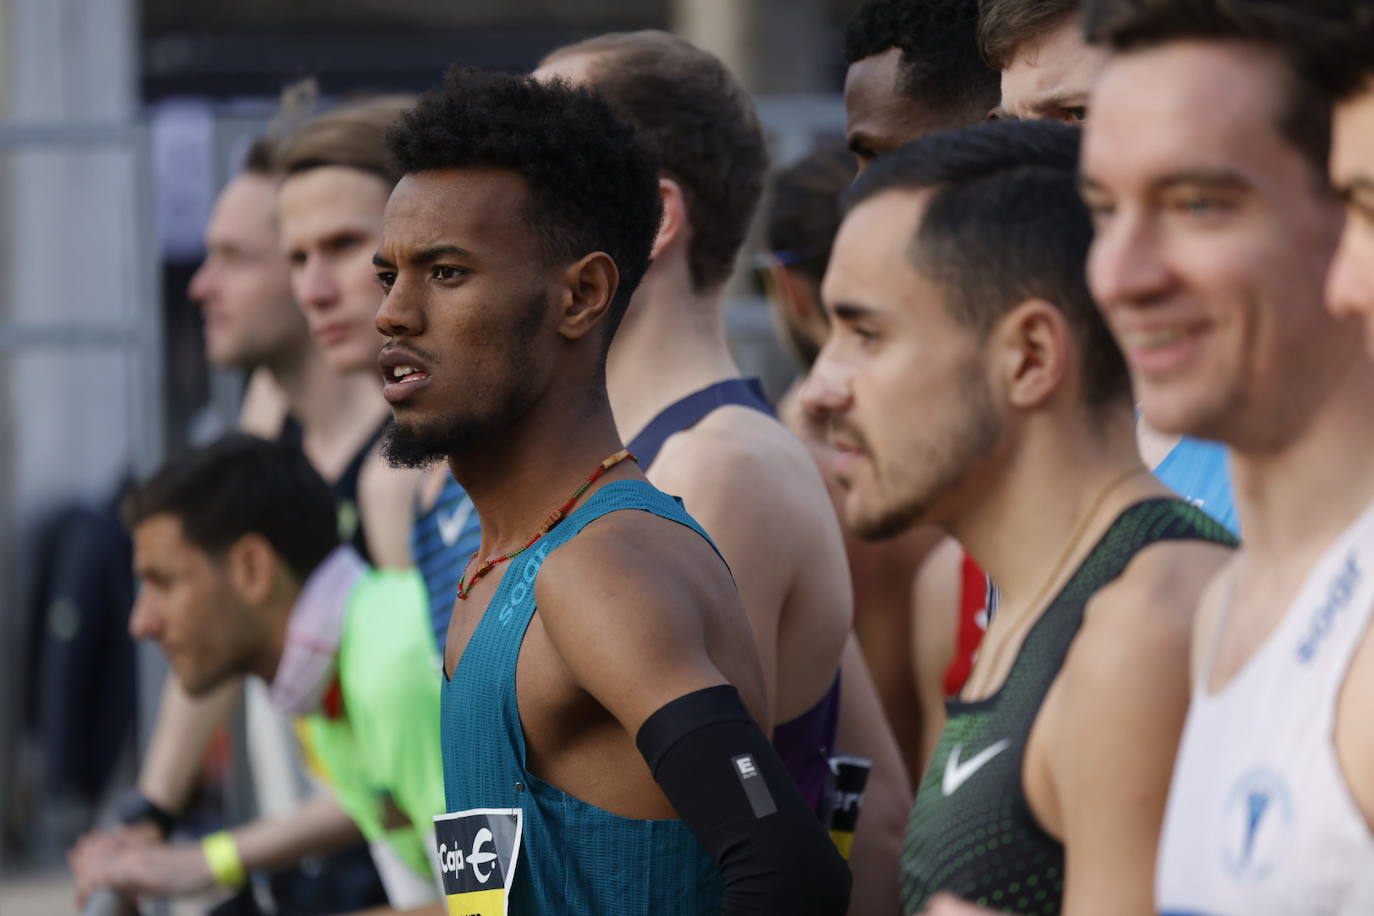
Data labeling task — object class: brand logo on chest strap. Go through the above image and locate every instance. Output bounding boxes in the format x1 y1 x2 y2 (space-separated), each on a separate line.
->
942 739 1011 796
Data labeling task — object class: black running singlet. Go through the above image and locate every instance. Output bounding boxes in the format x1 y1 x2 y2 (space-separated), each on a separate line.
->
279 416 389 565
901 499 1237 915
626 377 773 469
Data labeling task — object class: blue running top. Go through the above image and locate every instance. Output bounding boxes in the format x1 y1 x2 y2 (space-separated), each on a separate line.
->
1153 436 1238 536
410 473 480 649
440 479 726 915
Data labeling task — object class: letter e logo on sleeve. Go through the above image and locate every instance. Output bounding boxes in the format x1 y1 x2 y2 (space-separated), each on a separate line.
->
434 808 523 915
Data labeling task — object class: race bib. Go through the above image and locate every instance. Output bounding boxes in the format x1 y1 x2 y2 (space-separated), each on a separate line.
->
434 808 523 916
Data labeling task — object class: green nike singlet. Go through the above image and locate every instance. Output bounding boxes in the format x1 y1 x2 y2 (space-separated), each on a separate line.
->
900 499 1237 915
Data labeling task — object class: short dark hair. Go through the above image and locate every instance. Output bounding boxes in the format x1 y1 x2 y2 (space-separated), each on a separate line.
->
1278 2 1374 102
1083 0 1344 176
542 31 766 295
978 0 1081 70
844 0 1002 126
276 95 415 189
846 119 1131 412
125 435 339 581
388 67 662 344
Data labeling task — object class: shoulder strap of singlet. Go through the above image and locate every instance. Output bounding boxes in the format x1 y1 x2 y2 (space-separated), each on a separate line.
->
1055 497 1238 606
627 378 774 469
541 478 728 568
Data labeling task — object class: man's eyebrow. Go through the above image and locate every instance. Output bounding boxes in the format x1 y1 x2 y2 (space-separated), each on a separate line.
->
1027 90 1088 114
373 244 475 270
413 244 474 263
830 302 877 322
1150 169 1251 193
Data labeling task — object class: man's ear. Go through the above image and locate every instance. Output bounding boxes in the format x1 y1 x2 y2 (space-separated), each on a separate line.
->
650 177 689 262
556 251 619 342
991 299 1073 411
226 533 281 606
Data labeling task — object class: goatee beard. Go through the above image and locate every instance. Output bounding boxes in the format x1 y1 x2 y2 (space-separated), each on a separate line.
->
381 416 482 469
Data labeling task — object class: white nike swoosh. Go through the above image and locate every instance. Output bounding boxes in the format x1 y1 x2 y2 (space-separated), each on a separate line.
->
942 739 1011 796
436 497 475 548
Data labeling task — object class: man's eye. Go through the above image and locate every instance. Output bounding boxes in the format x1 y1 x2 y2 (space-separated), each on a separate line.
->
1177 196 1225 219
433 266 464 281
376 272 396 291
1060 107 1087 125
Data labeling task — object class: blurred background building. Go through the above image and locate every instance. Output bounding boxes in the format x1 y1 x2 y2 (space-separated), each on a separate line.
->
0 0 855 907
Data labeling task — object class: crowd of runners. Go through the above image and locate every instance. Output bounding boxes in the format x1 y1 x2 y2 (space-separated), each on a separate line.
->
61 0 1374 914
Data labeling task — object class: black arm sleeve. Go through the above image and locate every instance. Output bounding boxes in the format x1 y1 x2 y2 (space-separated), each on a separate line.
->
636 684 852 915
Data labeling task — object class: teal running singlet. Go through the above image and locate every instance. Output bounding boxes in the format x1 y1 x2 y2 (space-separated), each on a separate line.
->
901 499 1237 915
440 479 725 915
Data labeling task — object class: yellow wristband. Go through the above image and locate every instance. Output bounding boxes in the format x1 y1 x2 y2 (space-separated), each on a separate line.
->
201 830 247 889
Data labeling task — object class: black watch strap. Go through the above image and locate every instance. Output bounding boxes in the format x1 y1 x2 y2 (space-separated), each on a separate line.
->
115 791 178 838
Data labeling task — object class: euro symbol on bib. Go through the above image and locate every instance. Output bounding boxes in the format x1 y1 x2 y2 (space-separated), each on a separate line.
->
435 808 523 916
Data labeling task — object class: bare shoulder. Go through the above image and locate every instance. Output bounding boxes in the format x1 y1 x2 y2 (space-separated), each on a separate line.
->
1081 536 1235 652
532 504 764 728
651 406 829 512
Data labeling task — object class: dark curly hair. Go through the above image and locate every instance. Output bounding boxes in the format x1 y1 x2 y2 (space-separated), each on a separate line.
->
124 435 339 583
844 0 1001 126
847 119 1131 414
542 31 767 296
387 67 663 346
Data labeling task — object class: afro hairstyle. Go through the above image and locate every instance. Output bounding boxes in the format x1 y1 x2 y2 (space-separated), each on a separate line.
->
387 67 663 346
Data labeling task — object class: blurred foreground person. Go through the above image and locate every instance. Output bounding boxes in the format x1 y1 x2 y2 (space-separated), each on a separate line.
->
804 119 1233 915
71 436 443 914
374 67 849 914
1082 1 1374 911
73 124 422 914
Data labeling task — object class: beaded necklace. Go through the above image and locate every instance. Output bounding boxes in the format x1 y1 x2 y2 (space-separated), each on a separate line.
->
455 448 637 600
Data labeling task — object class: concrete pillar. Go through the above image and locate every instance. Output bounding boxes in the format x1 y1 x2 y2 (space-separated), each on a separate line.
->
0 0 143 856
670 0 830 94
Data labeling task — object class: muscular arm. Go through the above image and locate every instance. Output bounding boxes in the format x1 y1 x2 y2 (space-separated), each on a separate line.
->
1031 542 1231 916
538 527 850 914
650 414 851 727
835 634 912 916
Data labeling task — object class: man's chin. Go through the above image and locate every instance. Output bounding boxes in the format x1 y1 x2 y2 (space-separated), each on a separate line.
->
381 420 454 469
845 498 921 542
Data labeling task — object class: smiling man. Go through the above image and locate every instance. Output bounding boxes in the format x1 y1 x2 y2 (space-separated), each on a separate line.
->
373 67 848 915
1081 1 1374 912
803 118 1234 915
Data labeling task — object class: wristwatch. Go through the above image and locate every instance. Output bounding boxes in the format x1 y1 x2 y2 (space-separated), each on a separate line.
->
114 790 178 838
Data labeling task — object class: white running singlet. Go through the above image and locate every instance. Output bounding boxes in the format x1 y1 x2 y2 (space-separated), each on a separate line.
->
1157 503 1374 915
